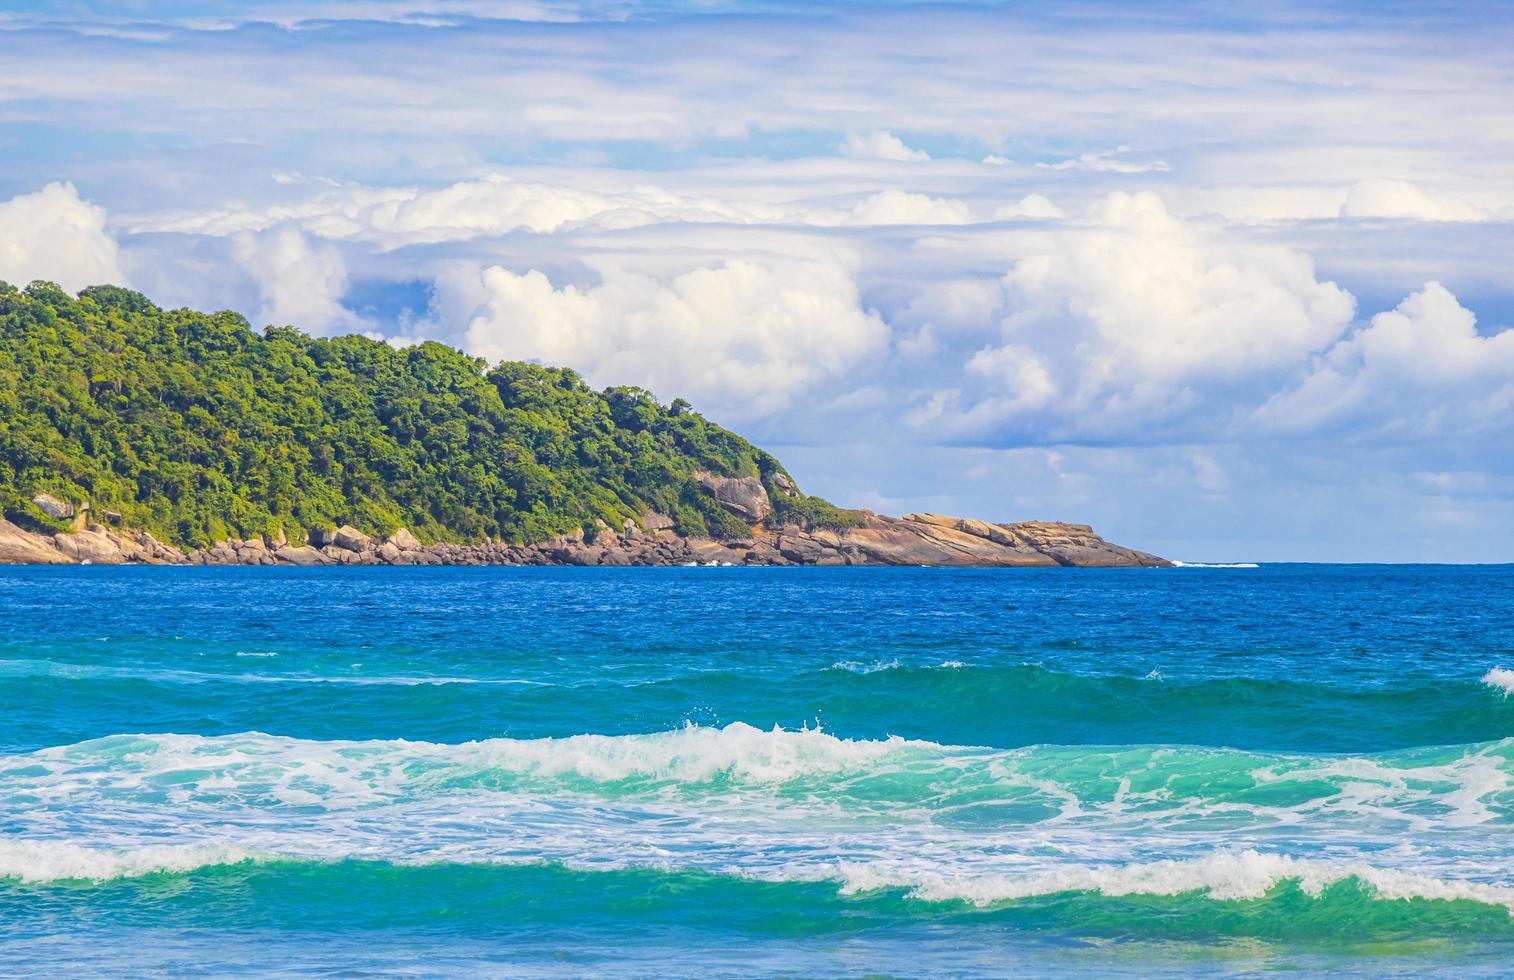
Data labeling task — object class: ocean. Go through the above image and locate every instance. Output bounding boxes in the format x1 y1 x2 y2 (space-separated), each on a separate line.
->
2 564 1513 976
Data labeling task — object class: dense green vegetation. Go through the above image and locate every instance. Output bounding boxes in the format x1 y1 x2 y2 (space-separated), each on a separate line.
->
0 280 856 548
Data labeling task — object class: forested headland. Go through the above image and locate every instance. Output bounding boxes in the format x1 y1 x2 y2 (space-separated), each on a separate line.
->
0 280 856 549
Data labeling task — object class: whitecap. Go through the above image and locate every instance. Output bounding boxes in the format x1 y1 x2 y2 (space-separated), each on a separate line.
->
1482 667 1514 698
826 659 901 674
0 840 262 884
835 848 1514 912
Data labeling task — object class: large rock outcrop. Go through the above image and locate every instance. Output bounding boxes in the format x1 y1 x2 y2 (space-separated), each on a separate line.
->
31 493 75 520
763 513 1167 567
0 511 1165 568
695 472 773 523
0 520 72 564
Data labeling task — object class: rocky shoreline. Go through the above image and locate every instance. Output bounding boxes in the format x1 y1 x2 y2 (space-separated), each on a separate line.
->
0 480 1167 568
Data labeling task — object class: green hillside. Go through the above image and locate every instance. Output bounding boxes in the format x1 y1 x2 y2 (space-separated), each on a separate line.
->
0 280 849 548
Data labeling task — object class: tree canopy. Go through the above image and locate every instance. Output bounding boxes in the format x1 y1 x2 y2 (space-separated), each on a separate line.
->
0 280 840 547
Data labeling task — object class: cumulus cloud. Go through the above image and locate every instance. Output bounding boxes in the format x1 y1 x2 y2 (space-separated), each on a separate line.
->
929 191 1356 438
993 193 1065 220
1257 282 1514 436
844 190 970 225
429 257 889 421
232 225 366 333
0 183 125 292
1339 178 1486 222
840 130 930 162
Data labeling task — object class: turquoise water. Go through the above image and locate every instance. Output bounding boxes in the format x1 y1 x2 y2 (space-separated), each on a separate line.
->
3 565 1514 975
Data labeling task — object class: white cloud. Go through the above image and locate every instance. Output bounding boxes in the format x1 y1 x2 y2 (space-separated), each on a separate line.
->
147 175 749 246
232 225 365 333
147 172 985 247
430 257 889 421
964 345 1058 412
844 190 970 225
1037 146 1169 174
840 130 930 162
993 193 1065 220
933 191 1356 437
1257 282 1514 436
0 183 124 292
892 278 1004 334
1339 178 1486 222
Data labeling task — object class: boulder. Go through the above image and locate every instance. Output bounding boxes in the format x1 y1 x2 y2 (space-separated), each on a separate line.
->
745 542 787 565
0 520 70 564
332 525 372 552
274 545 328 566
377 541 401 562
31 492 74 520
695 472 772 523
599 547 633 566
776 531 831 564
52 529 125 564
687 540 744 564
388 527 422 551
642 512 676 531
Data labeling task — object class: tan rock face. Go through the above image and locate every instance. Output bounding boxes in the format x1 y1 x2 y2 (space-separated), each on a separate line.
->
332 525 372 552
388 527 422 551
687 540 744 564
31 493 75 520
641 512 676 531
274 545 328 566
695 472 772 523
756 513 1167 568
52 529 127 564
0 520 71 563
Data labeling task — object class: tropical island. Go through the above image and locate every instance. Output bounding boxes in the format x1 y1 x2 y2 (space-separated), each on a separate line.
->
0 280 1164 567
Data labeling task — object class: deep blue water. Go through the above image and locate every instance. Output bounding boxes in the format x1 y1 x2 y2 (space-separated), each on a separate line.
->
3 564 1514 975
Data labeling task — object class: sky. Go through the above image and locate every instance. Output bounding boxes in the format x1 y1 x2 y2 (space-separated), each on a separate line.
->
1 0 1512 562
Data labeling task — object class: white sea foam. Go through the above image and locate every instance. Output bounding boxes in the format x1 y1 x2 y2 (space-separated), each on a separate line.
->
5 728 1514 916
1482 667 1514 697
826 659 902 674
835 849 1514 912
7 838 1514 917
825 659 965 673
7 727 1512 838
0 840 262 884
3 724 947 811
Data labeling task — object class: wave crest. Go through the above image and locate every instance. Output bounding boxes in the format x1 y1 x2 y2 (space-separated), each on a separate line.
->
838 848 1514 912
0 840 262 884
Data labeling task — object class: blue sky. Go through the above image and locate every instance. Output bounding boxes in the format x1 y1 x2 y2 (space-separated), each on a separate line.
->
2 0 1512 561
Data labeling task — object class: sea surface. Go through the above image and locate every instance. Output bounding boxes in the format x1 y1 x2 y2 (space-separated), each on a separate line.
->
3 564 1514 976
